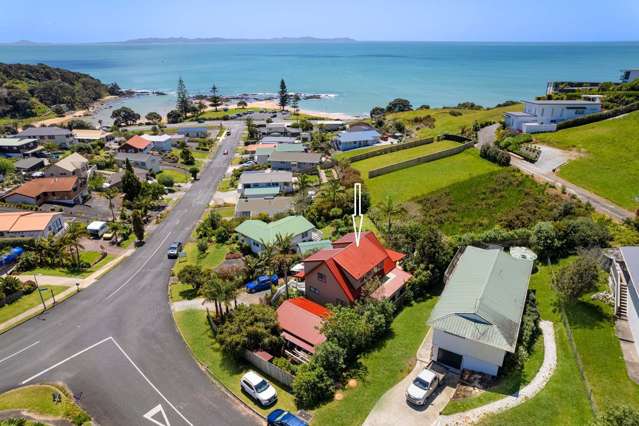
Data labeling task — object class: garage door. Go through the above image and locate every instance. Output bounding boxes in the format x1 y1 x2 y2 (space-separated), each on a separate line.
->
437 348 463 369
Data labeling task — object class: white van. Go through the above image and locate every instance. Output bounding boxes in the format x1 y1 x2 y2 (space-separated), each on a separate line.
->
86 221 108 239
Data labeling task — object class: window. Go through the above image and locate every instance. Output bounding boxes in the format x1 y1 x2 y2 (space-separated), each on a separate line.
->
309 286 320 295
317 272 326 283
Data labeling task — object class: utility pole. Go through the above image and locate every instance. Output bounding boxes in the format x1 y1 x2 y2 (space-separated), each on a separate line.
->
33 273 46 311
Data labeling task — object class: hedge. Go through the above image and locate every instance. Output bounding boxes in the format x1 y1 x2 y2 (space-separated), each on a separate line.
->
556 101 639 130
346 137 435 163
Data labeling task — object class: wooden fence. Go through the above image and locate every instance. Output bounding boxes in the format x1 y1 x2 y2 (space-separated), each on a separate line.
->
243 350 295 388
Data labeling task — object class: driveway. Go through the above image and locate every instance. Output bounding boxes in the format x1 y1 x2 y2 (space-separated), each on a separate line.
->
477 124 499 147
533 144 576 173
363 330 459 426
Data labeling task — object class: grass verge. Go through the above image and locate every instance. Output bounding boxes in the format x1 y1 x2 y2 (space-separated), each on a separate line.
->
28 252 115 278
0 384 91 425
0 285 67 325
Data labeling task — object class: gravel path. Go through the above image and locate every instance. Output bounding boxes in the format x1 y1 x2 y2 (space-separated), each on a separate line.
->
438 320 557 425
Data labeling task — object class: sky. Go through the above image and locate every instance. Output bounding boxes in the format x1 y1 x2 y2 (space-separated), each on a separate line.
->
1 0 638 43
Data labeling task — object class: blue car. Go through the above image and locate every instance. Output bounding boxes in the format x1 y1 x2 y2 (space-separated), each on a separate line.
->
245 274 278 293
267 409 308 426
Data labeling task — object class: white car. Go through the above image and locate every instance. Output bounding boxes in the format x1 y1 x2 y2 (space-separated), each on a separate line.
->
405 368 441 406
240 371 277 406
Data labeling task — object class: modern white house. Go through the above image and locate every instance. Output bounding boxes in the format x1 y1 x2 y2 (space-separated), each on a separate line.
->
504 100 602 133
607 247 639 356
427 246 533 376
621 69 639 83
333 130 380 151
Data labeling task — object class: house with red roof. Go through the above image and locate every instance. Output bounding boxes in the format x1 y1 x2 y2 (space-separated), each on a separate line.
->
276 297 330 363
302 231 412 306
118 135 152 154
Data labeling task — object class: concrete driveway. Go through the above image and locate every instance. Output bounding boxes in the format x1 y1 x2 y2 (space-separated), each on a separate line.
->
363 330 459 426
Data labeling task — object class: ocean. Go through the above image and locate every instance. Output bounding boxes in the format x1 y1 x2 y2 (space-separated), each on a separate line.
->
1 41 639 118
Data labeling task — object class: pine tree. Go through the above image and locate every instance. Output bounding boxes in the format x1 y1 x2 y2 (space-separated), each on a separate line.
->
210 84 222 111
278 79 289 110
176 77 191 117
131 210 145 242
121 159 141 202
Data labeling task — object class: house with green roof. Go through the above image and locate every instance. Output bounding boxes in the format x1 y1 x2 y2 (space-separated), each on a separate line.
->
235 215 321 254
427 246 533 376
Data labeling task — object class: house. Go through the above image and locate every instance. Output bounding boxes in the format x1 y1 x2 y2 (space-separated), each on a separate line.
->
0 138 39 158
275 144 306 153
606 247 639 356
118 136 152 154
277 297 329 362
234 197 294 218
334 130 380 151
13 126 75 148
269 151 322 173
255 147 275 164
235 215 321 254
0 212 65 239
14 157 47 173
260 123 300 138
177 127 208 138
302 231 411 306
114 153 160 173
621 69 639 83
2 176 82 206
140 134 173 152
244 143 276 154
260 136 298 145
504 100 602 133
297 240 332 256
427 246 533 376
314 121 345 132
238 170 294 198
44 153 90 197
72 129 114 144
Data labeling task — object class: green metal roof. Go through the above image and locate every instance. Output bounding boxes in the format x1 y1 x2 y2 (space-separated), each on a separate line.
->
235 215 316 246
275 144 306 152
427 246 533 352
298 240 333 255
243 187 280 197
255 147 275 156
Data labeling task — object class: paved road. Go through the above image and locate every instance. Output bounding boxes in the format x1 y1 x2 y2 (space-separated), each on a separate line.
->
0 122 261 426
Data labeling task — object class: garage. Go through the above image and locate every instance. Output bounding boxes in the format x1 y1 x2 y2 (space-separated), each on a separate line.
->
437 348 463 370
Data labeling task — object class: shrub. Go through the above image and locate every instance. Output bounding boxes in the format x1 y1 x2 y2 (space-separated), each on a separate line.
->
531 221 561 261
313 341 346 382
552 253 601 303
449 110 463 117
216 304 282 358
591 405 639 426
292 362 334 408
480 143 510 166
157 174 174 188
0 276 22 295
20 280 37 295
503 291 540 371
197 238 208 254
272 357 297 375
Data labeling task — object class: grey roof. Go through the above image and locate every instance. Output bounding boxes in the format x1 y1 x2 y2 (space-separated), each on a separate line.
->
14 157 45 170
427 246 533 353
17 126 72 137
234 197 294 217
114 152 156 162
620 247 639 294
269 151 322 164
504 111 536 117
239 170 293 185
261 136 297 144
0 137 37 147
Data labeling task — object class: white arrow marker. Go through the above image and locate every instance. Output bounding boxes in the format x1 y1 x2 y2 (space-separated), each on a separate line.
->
351 183 364 247
144 404 171 426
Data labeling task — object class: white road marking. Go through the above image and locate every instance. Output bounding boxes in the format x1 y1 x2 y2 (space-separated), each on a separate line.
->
21 337 192 426
0 341 40 365
144 403 171 426
21 337 111 384
106 233 173 300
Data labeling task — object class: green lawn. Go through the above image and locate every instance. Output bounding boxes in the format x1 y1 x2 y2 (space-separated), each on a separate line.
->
410 169 579 235
173 242 229 276
334 145 391 161
29 251 115 278
442 337 544 414
192 150 210 160
361 149 500 203
157 169 189 184
387 104 523 140
213 205 235 218
0 285 67 324
169 282 198 302
197 108 261 120
535 110 639 210
478 259 593 425
0 384 90 425
217 177 234 192
311 296 439 426
174 309 297 417
351 140 461 176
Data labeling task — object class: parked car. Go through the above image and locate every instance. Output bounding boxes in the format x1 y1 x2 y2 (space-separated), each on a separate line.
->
167 241 183 259
240 371 277 406
240 161 256 168
226 130 231 136
102 232 114 241
405 367 443 406
246 274 278 293
223 149 229 155
267 409 307 426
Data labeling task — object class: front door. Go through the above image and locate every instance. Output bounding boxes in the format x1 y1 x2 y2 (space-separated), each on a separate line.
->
437 348 463 369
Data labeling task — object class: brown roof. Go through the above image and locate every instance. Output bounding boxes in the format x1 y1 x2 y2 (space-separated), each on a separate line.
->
8 176 78 199
0 212 61 232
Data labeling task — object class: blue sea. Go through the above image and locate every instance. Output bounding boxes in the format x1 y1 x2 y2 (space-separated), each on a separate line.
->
1 41 639 118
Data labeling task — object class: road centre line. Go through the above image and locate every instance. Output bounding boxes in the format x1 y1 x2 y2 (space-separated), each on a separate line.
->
105 233 172 300
0 341 40 365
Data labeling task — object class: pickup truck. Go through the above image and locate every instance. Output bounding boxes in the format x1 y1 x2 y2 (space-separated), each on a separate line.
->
405 366 445 406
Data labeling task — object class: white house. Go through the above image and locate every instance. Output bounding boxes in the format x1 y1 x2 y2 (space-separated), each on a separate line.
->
427 246 533 376
238 170 294 198
504 100 602 133
607 247 639 356
114 153 161 173
334 130 380 151
13 126 76 148
141 134 173 152
621 69 639 83
0 212 65 239
235 216 321 254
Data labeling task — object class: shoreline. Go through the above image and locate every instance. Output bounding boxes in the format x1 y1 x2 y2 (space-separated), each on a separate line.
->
243 100 359 120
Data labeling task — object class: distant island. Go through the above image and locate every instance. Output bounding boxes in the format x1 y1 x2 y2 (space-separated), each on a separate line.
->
1 36 357 45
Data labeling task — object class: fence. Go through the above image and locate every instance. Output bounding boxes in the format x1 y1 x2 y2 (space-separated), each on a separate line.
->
347 137 435 163
243 350 295 388
367 141 475 178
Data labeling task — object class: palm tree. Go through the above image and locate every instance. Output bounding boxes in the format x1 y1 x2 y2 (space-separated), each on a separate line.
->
377 195 405 236
62 221 88 268
109 221 127 245
243 255 263 281
297 174 311 196
274 233 294 255
201 275 223 318
104 187 119 222
258 242 276 275
326 178 342 206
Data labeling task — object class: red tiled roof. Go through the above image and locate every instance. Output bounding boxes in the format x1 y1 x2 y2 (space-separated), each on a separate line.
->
122 135 151 150
276 298 328 352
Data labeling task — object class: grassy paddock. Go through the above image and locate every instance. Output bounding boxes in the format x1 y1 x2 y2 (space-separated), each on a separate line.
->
535 110 639 210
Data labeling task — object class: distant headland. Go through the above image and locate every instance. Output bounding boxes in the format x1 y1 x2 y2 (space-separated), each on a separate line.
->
1 36 357 45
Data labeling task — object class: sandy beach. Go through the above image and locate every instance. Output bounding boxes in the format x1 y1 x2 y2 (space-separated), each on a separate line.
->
244 100 359 121
32 95 120 127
